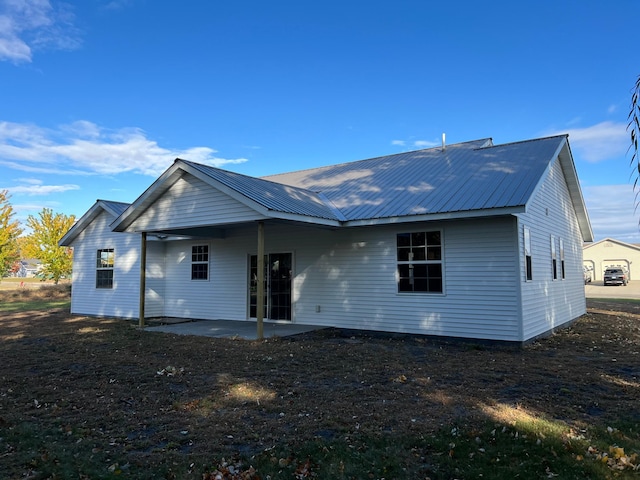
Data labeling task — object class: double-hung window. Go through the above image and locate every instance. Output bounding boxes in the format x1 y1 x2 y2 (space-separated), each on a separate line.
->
191 245 209 280
96 248 114 289
397 231 443 293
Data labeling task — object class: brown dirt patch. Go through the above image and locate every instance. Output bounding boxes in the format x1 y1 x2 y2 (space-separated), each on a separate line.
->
1 291 639 476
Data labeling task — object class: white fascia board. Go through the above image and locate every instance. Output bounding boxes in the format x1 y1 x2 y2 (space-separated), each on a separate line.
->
266 210 343 227
111 164 185 232
59 201 105 246
341 206 526 228
180 162 343 227
557 141 594 242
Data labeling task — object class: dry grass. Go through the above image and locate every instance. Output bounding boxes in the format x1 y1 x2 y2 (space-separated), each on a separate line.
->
1 288 639 478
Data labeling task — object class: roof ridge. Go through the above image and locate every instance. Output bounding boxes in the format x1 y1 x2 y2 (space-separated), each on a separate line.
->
97 199 131 205
477 134 568 150
179 158 321 193
263 138 491 180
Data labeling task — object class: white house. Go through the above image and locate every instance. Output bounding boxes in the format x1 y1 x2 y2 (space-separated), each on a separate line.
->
59 135 593 343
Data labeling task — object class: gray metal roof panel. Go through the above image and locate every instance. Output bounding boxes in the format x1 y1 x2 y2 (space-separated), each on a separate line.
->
264 137 564 221
99 200 130 217
180 160 343 221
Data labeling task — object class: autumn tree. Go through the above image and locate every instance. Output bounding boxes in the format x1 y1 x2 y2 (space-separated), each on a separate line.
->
0 190 23 278
22 208 76 284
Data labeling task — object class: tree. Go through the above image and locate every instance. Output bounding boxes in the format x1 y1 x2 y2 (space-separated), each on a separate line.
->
0 190 23 278
629 75 640 203
22 208 76 284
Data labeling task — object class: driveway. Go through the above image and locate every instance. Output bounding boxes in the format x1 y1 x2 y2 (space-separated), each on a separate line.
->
585 280 640 300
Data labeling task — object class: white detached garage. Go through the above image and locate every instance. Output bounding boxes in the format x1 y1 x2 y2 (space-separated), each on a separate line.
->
60 135 593 343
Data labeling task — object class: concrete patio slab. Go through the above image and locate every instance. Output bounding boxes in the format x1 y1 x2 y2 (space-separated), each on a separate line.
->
144 319 325 340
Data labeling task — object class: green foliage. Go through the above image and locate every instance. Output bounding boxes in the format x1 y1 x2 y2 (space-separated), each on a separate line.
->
0 190 23 278
22 208 76 284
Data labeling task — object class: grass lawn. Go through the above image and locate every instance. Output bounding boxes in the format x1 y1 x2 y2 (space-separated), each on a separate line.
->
0 289 639 479
0 283 70 313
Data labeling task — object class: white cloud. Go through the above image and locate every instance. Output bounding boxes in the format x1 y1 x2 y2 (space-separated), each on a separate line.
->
551 121 628 163
15 177 43 184
583 183 640 243
4 183 80 195
391 139 439 149
0 120 248 176
0 0 81 63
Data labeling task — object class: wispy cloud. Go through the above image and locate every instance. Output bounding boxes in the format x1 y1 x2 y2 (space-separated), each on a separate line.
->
549 121 628 163
0 0 82 63
0 120 248 176
3 183 80 195
583 183 640 242
391 139 439 149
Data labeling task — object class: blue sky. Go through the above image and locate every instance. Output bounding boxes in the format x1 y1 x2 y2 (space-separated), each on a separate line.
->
1 0 639 242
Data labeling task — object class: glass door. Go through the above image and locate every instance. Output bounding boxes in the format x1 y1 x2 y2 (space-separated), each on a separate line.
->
249 253 292 320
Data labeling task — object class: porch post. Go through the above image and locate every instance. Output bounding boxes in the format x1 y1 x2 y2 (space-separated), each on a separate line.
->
139 231 147 328
256 221 265 340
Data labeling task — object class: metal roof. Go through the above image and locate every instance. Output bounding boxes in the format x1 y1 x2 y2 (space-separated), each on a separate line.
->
182 160 345 221
263 136 563 221
59 199 131 246
100 200 130 217
103 134 591 241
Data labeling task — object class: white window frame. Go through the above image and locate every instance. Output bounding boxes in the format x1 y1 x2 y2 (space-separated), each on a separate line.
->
551 235 557 280
96 248 114 289
191 244 209 281
396 230 444 294
524 227 532 281
559 238 565 280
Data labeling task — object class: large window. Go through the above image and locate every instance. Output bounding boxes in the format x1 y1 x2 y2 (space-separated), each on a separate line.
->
397 231 443 293
96 248 114 289
524 227 532 281
191 245 209 280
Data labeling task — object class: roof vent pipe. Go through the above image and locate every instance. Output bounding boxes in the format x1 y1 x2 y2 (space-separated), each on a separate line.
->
442 133 446 151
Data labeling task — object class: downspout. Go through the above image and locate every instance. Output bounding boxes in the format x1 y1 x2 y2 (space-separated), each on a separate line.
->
139 231 147 328
256 221 265 339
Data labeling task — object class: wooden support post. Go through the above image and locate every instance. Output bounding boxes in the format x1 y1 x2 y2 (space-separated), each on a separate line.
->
139 231 147 328
256 221 265 340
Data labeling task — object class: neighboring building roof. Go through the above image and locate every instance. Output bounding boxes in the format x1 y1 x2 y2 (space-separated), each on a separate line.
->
59 200 131 246
583 237 640 252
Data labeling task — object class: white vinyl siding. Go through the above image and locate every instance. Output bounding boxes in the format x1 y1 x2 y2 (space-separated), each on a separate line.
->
156 217 520 341
518 158 586 341
144 240 166 317
129 174 266 231
67 154 586 343
68 210 141 318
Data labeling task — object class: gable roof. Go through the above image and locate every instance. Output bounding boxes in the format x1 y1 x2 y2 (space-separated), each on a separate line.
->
107 135 592 241
264 136 564 221
583 237 640 252
59 200 131 246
